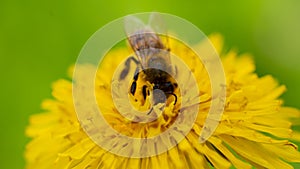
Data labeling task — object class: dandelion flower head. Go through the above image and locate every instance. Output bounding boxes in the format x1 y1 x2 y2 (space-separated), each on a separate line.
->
25 14 300 169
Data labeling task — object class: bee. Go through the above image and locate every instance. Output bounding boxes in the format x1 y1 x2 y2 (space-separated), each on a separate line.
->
119 13 178 113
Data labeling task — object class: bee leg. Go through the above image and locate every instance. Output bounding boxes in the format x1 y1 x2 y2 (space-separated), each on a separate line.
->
167 93 177 105
130 81 137 95
129 66 141 96
142 85 148 100
119 56 139 80
133 66 140 81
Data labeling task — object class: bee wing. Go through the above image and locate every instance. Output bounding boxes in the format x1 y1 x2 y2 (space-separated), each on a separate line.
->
148 12 167 36
124 15 149 68
124 13 172 71
124 15 147 37
124 13 169 50
148 12 170 49
148 13 173 73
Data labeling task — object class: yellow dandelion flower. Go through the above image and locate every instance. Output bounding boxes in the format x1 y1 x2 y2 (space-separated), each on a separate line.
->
25 33 300 169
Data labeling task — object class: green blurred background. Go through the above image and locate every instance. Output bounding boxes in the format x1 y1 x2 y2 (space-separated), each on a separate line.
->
0 0 299 168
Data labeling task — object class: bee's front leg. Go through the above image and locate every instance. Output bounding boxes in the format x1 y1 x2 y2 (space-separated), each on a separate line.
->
119 56 139 80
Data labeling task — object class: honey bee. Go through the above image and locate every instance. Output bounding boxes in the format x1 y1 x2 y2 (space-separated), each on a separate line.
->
119 13 178 113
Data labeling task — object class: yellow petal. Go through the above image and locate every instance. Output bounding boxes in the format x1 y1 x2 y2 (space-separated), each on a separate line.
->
209 137 252 169
220 135 295 169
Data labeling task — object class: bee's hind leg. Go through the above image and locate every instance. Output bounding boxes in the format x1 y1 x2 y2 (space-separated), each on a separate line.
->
119 56 139 80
